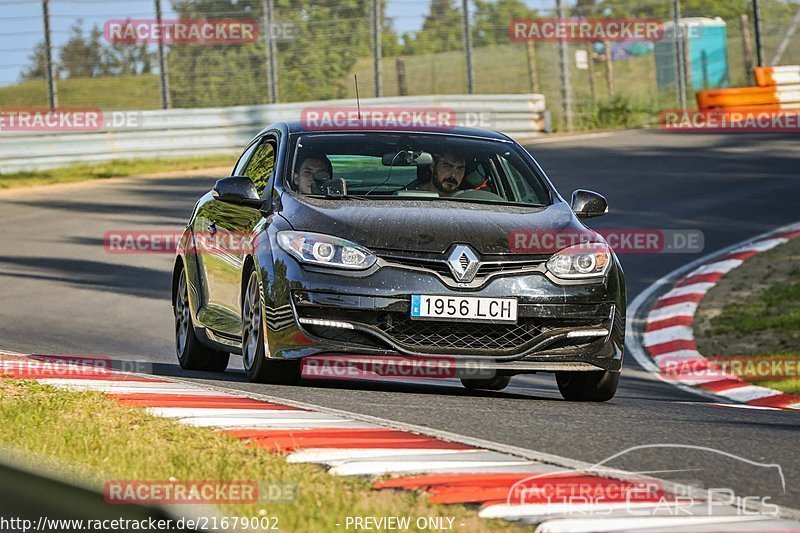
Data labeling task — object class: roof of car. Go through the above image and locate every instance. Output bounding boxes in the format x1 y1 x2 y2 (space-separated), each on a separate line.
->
269 121 513 141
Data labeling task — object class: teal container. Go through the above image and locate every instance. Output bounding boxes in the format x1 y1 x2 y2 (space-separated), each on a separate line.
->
656 17 729 90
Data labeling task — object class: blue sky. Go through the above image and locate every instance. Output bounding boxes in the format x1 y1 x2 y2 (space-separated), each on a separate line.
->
0 0 558 86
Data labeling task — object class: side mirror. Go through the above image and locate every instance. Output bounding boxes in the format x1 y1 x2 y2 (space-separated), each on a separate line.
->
571 189 608 219
212 176 264 209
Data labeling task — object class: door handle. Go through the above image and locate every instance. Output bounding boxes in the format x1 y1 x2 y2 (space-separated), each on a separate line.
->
207 222 217 235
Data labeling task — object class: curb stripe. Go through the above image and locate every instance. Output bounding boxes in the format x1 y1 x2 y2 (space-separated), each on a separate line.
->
640 227 800 411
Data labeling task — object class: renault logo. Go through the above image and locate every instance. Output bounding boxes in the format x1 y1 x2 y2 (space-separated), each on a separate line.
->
447 244 480 283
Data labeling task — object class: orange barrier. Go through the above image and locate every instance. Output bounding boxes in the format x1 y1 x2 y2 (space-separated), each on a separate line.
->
754 65 800 87
696 65 800 111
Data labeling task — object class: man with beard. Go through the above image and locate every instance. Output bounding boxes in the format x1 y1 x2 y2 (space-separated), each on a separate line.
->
420 152 467 196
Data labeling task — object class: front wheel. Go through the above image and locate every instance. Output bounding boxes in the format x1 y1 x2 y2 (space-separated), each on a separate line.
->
241 269 300 384
556 370 619 402
174 267 229 372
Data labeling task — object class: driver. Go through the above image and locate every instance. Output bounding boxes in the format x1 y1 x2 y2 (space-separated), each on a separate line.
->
292 153 333 194
420 152 466 197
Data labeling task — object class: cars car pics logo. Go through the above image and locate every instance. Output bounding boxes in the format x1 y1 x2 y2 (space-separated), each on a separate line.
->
503 445 785 518
508 18 665 42
104 19 260 44
103 480 296 504
300 107 457 131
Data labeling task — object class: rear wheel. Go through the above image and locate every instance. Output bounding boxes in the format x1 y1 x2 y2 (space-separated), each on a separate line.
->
556 370 619 402
241 269 300 384
461 376 511 391
174 267 229 372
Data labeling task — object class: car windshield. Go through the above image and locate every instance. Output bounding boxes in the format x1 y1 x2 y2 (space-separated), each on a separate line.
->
286 132 551 206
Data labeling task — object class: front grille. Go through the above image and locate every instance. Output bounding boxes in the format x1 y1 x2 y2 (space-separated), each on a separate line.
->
296 304 609 356
376 252 546 281
376 313 542 351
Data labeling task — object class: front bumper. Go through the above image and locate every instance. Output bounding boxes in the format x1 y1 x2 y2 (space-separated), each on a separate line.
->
262 250 625 373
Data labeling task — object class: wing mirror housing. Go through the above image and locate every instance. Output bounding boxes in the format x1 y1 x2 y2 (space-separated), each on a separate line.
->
212 176 266 210
571 189 608 219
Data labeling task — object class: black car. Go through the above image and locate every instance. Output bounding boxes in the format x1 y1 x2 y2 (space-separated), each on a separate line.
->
172 122 625 401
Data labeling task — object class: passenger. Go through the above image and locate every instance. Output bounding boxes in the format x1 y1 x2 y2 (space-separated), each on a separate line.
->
292 153 333 194
420 152 466 197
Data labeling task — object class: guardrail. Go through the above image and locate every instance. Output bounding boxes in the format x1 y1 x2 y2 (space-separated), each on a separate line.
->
0 94 548 174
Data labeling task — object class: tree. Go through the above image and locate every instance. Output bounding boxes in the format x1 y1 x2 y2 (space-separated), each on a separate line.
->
473 0 537 47
402 0 463 55
59 21 105 78
20 41 49 80
167 0 389 105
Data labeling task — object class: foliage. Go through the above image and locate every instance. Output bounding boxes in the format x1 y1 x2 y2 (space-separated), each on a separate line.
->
402 0 464 54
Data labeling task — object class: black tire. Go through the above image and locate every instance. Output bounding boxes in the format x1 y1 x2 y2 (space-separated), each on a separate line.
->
556 370 619 402
461 375 511 391
241 268 301 384
174 266 229 372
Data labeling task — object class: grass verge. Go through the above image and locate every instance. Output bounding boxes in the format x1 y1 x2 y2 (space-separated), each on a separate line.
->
0 155 237 189
694 237 800 394
0 378 526 532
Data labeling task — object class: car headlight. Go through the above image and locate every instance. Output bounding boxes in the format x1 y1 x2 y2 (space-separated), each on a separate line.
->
546 242 611 279
277 231 377 270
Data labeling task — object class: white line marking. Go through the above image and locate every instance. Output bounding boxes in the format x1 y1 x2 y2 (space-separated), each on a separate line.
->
731 238 787 254
713 385 784 403
533 515 774 533
480 501 660 520
329 459 533 476
145 407 307 418
177 418 376 429
687 259 743 277
286 448 472 463
661 282 716 299
642 325 694 347
646 302 698 323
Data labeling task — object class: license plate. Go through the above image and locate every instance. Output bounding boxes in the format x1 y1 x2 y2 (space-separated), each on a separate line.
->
410 295 518 323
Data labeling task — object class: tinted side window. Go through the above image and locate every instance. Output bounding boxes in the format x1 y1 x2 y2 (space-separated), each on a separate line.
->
245 140 276 195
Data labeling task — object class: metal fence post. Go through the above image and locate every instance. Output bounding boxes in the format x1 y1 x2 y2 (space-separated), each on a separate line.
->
673 0 687 109
556 0 572 131
154 0 171 109
462 0 474 94
263 0 279 103
753 0 764 67
41 0 57 110
373 0 382 97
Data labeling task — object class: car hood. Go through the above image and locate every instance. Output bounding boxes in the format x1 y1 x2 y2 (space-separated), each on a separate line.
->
279 194 596 255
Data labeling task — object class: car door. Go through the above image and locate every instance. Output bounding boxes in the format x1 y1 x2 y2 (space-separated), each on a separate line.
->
196 135 277 338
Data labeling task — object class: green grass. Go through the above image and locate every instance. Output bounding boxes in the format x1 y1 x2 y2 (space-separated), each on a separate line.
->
709 270 800 394
0 377 526 532
0 75 161 110
0 155 237 189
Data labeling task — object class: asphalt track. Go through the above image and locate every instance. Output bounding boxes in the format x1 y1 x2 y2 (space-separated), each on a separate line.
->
1 129 798 509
